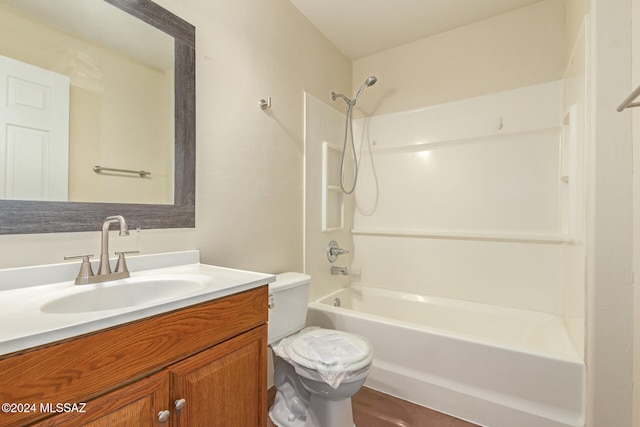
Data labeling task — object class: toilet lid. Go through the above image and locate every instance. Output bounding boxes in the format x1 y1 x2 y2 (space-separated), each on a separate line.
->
286 328 372 372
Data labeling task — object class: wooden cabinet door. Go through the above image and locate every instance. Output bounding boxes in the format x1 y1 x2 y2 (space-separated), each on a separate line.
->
169 325 267 427
31 371 169 427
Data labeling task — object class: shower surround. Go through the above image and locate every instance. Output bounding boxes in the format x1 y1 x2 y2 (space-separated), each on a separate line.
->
351 81 578 318
303 78 587 425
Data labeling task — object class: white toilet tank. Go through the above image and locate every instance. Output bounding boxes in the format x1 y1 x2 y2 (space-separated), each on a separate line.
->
268 272 311 345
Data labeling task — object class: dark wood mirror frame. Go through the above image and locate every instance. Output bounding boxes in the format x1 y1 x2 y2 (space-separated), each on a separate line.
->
0 0 195 234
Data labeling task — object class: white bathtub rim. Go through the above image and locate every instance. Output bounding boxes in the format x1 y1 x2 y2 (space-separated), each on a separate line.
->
309 286 583 365
323 282 562 319
308 301 581 364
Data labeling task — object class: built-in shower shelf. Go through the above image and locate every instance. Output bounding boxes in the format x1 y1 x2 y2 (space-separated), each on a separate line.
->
351 228 566 244
322 142 344 232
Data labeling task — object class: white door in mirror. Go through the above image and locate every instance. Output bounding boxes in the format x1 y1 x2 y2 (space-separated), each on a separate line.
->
0 54 70 201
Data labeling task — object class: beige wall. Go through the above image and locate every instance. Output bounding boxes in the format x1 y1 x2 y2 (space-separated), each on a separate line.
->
0 0 350 272
565 0 591 59
139 0 352 274
633 0 640 425
352 0 565 116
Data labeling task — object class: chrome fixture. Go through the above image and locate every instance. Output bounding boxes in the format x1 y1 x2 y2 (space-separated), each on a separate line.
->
331 266 349 276
333 297 341 307
98 215 130 275
114 250 139 274
331 76 378 194
66 215 135 285
331 76 377 107
327 240 350 263
259 96 272 110
93 165 151 178
63 254 96 285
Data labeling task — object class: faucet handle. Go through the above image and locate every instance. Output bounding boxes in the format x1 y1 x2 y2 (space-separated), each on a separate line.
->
327 240 350 263
64 254 95 285
114 251 139 274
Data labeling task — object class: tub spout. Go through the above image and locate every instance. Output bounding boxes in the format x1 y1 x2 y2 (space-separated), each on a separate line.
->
331 266 349 276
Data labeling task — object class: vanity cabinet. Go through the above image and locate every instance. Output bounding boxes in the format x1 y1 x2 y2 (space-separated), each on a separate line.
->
32 371 169 427
0 286 268 427
169 325 266 426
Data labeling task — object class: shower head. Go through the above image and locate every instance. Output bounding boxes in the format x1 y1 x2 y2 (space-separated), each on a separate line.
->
332 76 378 107
352 76 377 103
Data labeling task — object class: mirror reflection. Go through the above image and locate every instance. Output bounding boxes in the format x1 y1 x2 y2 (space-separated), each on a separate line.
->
0 0 174 204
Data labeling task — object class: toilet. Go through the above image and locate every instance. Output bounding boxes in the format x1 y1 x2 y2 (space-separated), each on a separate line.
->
268 272 372 427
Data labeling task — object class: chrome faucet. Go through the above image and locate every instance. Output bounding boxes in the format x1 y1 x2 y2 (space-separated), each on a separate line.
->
64 215 137 285
98 215 129 275
331 266 349 276
327 240 350 263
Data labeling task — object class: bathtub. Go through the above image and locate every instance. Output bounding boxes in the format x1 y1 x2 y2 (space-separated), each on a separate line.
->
307 285 585 427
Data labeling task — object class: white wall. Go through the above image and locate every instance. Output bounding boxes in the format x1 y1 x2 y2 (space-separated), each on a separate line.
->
586 0 634 425
303 94 352 300
350 81 568 315
562 14 589 365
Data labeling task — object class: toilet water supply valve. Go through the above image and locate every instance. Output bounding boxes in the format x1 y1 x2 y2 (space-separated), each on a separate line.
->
327 240 349 263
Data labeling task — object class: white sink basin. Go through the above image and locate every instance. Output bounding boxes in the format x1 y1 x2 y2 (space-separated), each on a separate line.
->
41 276 208 314
0 254 275 357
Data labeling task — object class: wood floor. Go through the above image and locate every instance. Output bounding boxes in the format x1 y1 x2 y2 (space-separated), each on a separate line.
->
267 386 479 427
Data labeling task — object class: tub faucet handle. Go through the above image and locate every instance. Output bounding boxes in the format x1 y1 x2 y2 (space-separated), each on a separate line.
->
327 240 350 263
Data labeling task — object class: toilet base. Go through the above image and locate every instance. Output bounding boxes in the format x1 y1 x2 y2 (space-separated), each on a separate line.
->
307 393 356 427
269 356 364 427
269 394 356 427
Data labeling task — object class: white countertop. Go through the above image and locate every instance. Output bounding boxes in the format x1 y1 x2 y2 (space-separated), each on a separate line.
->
0 251 275 356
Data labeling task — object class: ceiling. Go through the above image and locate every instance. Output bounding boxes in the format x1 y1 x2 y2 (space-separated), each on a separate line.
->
289 0 544 59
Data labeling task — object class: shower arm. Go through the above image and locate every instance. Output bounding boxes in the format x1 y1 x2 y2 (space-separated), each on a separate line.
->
332 92 354 106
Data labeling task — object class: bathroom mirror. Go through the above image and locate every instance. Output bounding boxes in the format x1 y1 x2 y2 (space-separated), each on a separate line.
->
0 0 195 234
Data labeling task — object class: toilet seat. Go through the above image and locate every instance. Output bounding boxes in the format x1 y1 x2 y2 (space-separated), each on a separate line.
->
289 328 371 370
272 327 372 389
